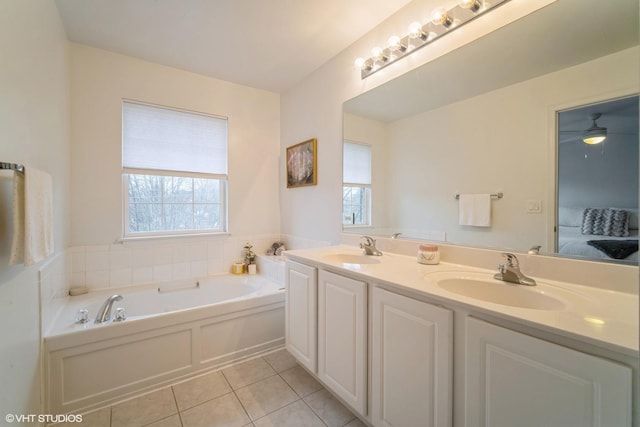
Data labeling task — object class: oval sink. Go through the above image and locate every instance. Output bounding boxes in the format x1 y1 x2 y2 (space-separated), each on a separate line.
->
323 254 382 265
425 272 566 310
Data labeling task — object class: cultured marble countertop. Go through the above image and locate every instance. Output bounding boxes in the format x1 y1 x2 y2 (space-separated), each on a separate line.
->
285 245 639 357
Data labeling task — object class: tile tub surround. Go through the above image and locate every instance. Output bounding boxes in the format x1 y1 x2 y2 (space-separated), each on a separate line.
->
68 234 329 291
50 349 367 427
69 235 282 291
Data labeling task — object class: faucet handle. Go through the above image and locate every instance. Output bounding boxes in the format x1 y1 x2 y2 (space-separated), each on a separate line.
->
361 235 375 245
500 252 519 268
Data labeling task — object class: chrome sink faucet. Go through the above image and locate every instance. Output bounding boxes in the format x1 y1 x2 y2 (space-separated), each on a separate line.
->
360 235 382 256
95 294 124 323
494 253 536 286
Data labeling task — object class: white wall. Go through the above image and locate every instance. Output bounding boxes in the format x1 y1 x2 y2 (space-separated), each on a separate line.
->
280 0 556 244
0 0 70 419
70 44 281 246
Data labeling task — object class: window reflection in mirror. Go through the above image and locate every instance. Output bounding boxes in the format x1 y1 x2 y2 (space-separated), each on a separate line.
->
343 141 372 228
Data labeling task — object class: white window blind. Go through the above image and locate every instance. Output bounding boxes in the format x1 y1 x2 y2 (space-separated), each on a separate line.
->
343 141 371 185
123 101 228 175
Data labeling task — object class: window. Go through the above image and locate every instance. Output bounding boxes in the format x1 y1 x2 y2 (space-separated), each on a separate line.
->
343 141 371 226
122 101 228 237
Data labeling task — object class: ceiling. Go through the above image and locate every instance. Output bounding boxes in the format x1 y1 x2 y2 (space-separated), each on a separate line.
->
54 0 415 93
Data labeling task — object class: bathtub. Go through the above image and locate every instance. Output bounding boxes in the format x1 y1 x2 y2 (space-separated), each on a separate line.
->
44 274 285 414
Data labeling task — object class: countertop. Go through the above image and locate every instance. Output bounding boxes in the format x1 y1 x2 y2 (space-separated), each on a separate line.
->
285 245 639 357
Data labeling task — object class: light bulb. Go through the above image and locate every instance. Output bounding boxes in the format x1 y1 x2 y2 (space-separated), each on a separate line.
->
432 8 453 28
371 47 388 62
354 57 365 68
388 35 407 52
408 22 427 40
460 0 481 12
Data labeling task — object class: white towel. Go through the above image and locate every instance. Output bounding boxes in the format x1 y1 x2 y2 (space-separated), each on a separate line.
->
9 166 54 266
9 172 25 265
458 194 491 227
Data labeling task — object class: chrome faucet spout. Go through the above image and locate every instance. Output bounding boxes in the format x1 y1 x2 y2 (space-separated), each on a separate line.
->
494 253 536 286
95 294 124 323
360 235 383 256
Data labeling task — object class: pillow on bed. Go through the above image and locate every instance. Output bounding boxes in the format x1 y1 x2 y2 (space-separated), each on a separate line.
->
558 207 584 227
582 208 630 237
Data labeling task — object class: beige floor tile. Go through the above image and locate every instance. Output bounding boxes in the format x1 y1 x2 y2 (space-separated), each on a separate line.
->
344 418 368 427
235 375 299 420
53 407 111 427
262 349 297 373
111 388 177 427
221 357 276 389
181 392 250 427
280 365 323 397
173 370 232 411
253 400 325 427
143 414 182 427
304 389 356 427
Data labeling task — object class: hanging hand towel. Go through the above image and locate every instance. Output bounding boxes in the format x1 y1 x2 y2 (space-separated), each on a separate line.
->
458 194 491 227
9 171 25 265
10 166 54 266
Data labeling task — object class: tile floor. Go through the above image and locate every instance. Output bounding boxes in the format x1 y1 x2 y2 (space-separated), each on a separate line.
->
54 348 367 427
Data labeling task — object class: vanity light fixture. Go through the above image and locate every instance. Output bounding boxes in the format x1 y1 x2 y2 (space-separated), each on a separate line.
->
356 0 511 79
582 113 607 145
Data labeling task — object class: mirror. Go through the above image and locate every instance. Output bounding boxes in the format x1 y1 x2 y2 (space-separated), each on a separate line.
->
342 0 639 264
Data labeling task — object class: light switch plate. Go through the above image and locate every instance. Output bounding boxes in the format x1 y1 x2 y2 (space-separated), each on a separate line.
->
526 200 542 213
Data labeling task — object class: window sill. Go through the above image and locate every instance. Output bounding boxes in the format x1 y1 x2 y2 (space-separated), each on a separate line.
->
118 232 230 244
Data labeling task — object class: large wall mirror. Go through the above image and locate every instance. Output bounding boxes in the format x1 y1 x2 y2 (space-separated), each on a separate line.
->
342 0 639 264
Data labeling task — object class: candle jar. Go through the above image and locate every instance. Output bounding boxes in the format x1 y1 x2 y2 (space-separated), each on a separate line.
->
417 244 440 265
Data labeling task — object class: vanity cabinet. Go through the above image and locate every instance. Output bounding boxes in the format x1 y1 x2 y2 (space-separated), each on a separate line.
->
464 317 632 427
285 260 317 372
371 287 453 427
318 270 367 414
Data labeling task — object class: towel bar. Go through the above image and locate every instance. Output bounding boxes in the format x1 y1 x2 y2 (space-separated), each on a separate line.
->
455 192 503 200
0 162 24 173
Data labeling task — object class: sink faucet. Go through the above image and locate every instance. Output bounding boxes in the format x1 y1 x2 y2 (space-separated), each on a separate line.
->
360 235 382 256
494 253 536 286
95 294 124 323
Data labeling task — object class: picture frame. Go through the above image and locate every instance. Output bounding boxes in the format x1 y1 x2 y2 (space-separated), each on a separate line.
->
286 138 317 188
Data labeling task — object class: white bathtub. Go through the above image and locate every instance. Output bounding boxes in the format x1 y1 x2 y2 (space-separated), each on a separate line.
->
44 274 285 414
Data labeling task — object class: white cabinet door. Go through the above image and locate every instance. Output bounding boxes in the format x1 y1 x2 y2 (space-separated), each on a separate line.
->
318 269 367 415
371 287 453 427
465 317 632 427
285 260 317 372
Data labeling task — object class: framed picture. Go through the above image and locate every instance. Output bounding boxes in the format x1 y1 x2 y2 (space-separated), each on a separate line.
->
286 138 317 188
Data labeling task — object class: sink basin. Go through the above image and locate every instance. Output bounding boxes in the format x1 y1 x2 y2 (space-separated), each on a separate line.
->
323 254 382 265
425 272 566 310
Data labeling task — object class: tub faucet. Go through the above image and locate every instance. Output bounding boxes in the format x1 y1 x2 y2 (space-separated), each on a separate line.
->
95 294 123 323
360 236 382 256
494 253 536 286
